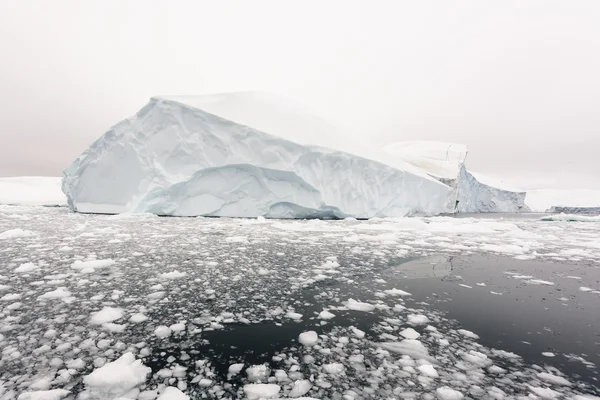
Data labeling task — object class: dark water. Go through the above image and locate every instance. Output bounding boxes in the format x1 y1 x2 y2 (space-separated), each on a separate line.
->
148 254 600 394
383 255 600 388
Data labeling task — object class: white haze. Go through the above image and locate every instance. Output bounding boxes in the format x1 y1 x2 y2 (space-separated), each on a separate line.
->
0 0 599 189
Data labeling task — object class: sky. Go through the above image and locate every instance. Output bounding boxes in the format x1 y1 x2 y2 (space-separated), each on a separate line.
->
1 0 599 189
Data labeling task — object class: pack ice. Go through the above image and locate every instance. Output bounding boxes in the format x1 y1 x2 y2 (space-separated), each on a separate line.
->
62 92 451 218
383 141 529 213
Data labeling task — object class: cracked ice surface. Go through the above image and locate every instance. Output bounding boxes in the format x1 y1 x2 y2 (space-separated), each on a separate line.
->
0 206 599 399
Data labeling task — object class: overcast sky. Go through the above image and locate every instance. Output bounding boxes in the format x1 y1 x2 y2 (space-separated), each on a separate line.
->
1 0 599 189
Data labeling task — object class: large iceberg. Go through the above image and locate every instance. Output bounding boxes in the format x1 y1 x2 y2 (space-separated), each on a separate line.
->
382 141 528 213
62 92 451 218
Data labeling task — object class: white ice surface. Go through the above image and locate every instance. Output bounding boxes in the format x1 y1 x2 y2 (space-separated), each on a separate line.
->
0 177 66 207
382 141 468 180
62 94 451 218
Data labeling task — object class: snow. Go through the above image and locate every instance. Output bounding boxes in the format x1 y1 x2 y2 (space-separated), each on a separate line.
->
243 383 280 400
526 189 600 212
0 177 66 207
62 94 451 218
298 331 319 347
82 352 151 398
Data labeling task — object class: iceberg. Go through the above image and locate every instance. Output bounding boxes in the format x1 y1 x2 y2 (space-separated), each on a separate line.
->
62 92 451 218
383 141 528 213
455 165 528 213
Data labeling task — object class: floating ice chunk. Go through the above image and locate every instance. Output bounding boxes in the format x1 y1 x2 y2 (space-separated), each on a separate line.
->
285 311 303 320
103 323 126 333
528 386 561 399
407 314 430 326
82 352 151 398
418 364 439 378
243 383 280 400
298 331 319 347
435 386 464 399
228 363 245 376
399 328 420 340
537 372 572 386
154 326 172 338
351 328 365 339
579 287 594 292
317 310 335 320
38 288 71 300
159 271 187 279
0 229 36 239
457 329 480 339
15 262 38 273
542 352 555 357
129 313 149 323
289 380 312 397
17 389 70 400
344 299 376 312
383 288 412 296
378 340 435 363
157 386 190 400
90 307 124 325
169 322 186 333
322 363 345 374
246 365 270 382
71 259 116 270
526 279 555 286
198 379 212 387
1 293 21 301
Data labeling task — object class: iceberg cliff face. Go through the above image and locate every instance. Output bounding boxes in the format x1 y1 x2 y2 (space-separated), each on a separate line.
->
456 165 529 213
383 141 528 213
63 95 451 218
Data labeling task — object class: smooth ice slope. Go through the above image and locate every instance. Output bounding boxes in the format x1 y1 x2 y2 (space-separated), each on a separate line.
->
526 189 600 212
382 141 468 181
63 94 451 218
0 177 66 206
